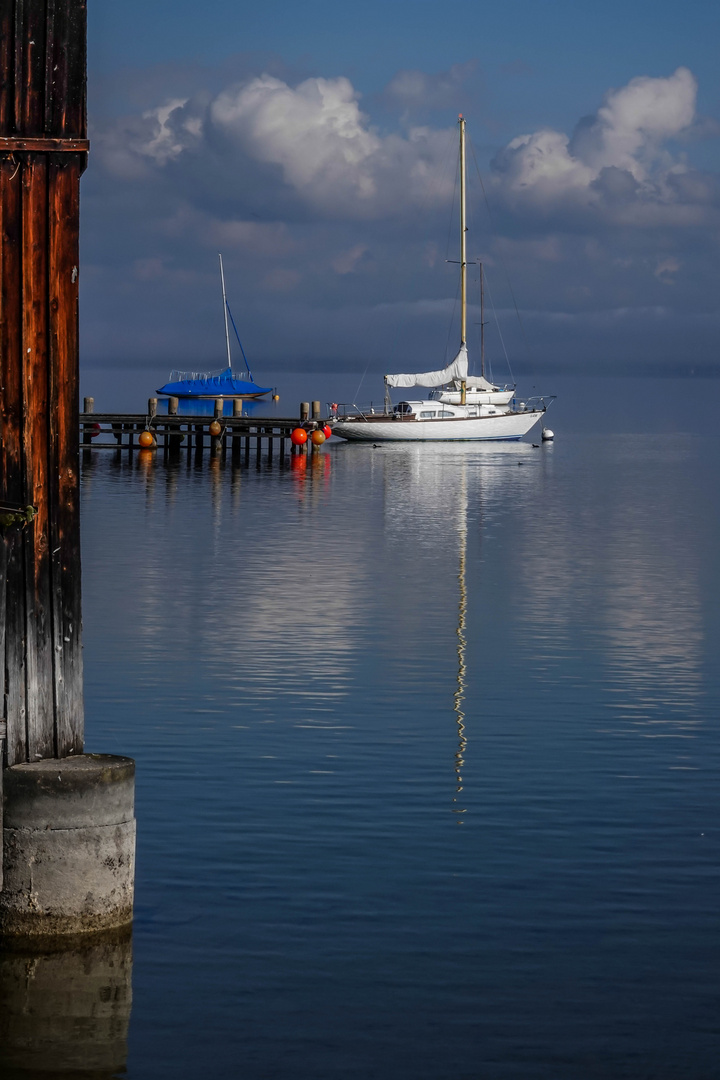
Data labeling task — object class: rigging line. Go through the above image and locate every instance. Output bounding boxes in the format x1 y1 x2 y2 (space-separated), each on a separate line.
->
353 359 372 405
374 125 458 397
484 271 515 386
415 125 458 221
445 151 461 264
445 273 462 364
225 301 253 377
467 136 533 362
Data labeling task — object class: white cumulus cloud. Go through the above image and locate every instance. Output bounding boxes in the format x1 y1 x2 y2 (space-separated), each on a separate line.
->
210 75 382 204
494 67 699 206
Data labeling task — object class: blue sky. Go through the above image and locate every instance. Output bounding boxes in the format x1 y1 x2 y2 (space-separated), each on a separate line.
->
82 0 720 390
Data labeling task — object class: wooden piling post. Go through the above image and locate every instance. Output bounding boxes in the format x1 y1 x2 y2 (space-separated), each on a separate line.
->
300 402 309 422
82 397 94 444
214 398 223 418
0 0 88 765
230 400 242 459
312 400 321 421
168 396 178 415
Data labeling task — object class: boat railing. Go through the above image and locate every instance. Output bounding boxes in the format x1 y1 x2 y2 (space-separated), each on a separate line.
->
328 402 391 421
513 395 556 413
168 369 245 383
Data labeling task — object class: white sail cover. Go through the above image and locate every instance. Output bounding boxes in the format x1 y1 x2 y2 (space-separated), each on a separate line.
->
462 374 498 390
386 343 468 389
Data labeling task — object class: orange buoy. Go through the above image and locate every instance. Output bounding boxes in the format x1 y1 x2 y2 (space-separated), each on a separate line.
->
272 393 280 401
310 429 326 446
209 420 222 436
322 425 332 440
138 430 154 448
290 428 308 445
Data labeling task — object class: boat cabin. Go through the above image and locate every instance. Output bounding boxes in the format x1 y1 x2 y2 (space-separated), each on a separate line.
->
393 401 504 420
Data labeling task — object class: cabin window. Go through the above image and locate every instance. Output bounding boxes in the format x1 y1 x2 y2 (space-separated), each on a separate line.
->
437 410 453 418
419 410 437 418
395 402 413 415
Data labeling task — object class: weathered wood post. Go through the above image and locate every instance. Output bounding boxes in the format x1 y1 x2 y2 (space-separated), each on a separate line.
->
0 0 135 937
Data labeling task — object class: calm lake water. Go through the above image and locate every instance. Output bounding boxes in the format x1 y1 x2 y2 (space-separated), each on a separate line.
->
14 395 720 1079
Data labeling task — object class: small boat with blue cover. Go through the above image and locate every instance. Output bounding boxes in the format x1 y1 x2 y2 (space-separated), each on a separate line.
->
157 255 272 400
157 366 271 399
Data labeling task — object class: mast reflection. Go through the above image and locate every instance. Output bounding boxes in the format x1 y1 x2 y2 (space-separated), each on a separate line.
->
453 465 468 819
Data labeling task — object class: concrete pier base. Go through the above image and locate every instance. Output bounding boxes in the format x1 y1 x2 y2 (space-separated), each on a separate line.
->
0 755 135 938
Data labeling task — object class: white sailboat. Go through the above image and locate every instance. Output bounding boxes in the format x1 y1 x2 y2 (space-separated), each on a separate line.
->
331 116 553 443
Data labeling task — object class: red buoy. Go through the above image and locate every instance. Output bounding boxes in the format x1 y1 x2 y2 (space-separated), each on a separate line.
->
291 428 308 445
89 422 101 438
322 425 332 439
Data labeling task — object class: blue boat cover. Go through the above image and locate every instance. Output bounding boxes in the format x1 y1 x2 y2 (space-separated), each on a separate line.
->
157 368 272 398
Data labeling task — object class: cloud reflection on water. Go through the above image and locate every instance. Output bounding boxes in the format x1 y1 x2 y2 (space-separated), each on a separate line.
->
517 436 704 740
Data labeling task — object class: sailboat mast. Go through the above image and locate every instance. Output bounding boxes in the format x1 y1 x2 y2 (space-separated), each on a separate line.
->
219 253 232 370
459 116 467 345
459 115 467 404
480 261 485 379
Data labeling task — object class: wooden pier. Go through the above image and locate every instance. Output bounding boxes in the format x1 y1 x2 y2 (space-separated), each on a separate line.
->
80 398 331 461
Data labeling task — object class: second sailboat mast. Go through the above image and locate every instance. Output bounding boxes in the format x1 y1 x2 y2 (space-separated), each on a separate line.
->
219 253 232 370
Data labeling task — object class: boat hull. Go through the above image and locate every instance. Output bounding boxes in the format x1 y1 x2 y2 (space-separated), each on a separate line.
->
157 377 272 399
158 390 269 399
332 410 543 442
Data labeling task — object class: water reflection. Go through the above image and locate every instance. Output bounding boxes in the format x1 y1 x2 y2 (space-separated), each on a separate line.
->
453 467 468 820
372 442 539 816
517 436 704 734
0 929 132 1079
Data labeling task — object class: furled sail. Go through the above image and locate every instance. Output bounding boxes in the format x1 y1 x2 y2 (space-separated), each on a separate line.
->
385 343 468 389
462 374 498 390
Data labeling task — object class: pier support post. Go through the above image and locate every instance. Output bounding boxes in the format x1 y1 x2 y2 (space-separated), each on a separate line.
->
0 756 135 937
0 0 136 938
